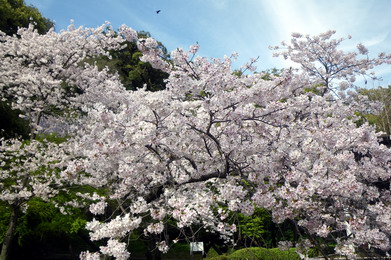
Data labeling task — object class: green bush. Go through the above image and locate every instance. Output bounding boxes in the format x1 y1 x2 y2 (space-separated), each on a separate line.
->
228 247 271 259
207 247 300 260
267 248 301 260
208 256 229 260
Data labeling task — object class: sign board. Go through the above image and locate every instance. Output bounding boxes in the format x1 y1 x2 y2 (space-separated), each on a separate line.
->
190 242 204 255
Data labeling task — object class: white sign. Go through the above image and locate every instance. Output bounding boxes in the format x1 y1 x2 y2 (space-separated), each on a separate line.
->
190 242 204 254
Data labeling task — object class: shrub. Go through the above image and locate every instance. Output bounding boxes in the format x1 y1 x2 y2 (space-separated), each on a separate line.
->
268 248 301 260
208 256 229 260
206 247 301 260
228 247 271 259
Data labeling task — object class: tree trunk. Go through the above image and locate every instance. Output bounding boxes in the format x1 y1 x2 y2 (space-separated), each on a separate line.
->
0 205 19 260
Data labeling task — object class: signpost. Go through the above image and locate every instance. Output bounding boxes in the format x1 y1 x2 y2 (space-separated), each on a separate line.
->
190 242 204 260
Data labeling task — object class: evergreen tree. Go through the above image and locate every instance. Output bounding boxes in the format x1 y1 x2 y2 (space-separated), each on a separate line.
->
92 31 169 92
0 0 53 36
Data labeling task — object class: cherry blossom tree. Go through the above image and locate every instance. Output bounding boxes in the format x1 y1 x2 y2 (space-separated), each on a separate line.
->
1 23 391 260
66 31 391 259
0 23 139 260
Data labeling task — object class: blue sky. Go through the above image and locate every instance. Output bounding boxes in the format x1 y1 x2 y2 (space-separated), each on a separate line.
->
25 0 391 87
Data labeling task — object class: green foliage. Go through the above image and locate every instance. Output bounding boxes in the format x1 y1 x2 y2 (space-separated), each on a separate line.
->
260 68 282 81
238 208 273 247
0 0 54 36
266 248 301 260
306 247 321 258
236 208 297 249
0 199 86 246
208 256 229 260
232 70 243 77
206 247 221 258
354 111 378 128
14 198 87 245
90 31 169 92
230 247 269 260
70 217 87 234
207 247 300 260
304 83 324 96
358 86 391 135
126 237 200 260
0 203 11 244
34 132 68 144
0 101 31 140
164 243 194 259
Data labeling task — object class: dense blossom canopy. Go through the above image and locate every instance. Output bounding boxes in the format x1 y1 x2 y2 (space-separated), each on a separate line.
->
1 24 391 259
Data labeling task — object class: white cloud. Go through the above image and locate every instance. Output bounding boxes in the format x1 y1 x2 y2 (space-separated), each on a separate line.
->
362 33 389 47
261 0 326 40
